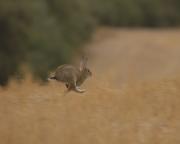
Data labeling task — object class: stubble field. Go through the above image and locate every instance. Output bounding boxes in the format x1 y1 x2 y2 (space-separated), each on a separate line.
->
1 28 180 144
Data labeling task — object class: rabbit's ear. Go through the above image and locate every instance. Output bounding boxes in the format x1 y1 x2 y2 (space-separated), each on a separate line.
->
80 56 88 71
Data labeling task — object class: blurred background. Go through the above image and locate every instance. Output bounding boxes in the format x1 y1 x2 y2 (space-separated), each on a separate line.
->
1 1 180 144
0 0 180 85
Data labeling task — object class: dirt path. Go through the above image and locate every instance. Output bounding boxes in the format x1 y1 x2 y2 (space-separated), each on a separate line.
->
88 28 180 87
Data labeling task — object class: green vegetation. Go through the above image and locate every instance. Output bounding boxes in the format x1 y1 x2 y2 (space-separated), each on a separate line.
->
0 0 180 85
91 0 180 26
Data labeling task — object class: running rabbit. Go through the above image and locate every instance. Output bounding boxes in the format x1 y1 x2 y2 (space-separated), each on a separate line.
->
48 56 92 93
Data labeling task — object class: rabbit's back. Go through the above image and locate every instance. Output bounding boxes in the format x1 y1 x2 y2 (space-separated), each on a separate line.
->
55 64 79 83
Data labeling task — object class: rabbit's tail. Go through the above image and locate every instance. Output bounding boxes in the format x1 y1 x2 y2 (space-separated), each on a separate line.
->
48 76 56 80
47 73 56 81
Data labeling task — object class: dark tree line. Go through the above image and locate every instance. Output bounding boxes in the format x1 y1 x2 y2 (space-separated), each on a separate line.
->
0 0 180 85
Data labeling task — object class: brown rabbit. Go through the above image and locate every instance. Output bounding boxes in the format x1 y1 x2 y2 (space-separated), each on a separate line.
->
48 57 92 93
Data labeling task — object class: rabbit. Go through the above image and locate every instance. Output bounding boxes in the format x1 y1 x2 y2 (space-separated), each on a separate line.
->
48 56 92 93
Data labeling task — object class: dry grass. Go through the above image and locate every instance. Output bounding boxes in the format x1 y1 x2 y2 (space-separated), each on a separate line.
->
1 28 180 144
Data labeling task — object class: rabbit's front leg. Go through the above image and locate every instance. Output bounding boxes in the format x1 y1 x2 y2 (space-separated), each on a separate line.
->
65 83 69 88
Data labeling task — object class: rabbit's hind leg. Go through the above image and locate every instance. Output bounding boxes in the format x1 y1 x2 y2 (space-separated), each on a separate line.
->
72 80 85 93
74 86 86 93
74 83 86 93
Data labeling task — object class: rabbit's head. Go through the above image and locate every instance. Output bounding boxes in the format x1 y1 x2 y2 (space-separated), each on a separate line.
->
77 56 92 85
81 67 92 78
80 56 92 73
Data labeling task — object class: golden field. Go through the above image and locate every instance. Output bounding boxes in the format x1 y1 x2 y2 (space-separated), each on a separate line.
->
1 28 180 144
